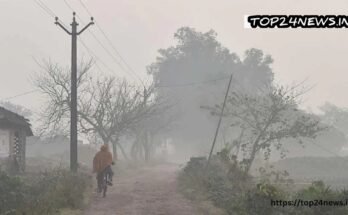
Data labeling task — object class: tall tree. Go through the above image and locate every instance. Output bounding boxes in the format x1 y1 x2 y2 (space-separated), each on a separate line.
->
147 27 274 150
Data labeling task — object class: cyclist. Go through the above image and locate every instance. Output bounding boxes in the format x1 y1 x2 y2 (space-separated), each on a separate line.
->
93 144 114 193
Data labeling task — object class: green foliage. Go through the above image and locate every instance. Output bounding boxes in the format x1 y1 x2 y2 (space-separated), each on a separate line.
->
243 182 287 215
179 155 348 215
0 168 91 214
178 155 252 215
291 181 348 215
258 166 294 185
0 171 25 214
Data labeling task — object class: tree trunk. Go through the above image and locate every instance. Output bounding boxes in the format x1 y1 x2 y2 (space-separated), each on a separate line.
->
117 142 129 161
110 136 129 161
142 131 155 162
112 141 118 159
244 115 275 173
143 132 150 162
130 140 138 160
244 144 259 173
234 128 245 158
131 133 145 161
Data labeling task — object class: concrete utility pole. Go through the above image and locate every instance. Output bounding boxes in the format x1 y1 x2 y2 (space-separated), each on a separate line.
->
206 74 233 169
55 12 94 172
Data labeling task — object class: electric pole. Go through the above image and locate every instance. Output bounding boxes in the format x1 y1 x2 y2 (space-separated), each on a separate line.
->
206 74 233 169
55 12 94 172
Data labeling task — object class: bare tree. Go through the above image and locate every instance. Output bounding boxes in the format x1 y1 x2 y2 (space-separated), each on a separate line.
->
206 85 325 173
33 60 168 159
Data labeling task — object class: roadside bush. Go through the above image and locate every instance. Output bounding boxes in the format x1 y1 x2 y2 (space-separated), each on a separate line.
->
291 181 348 215
243 182 289 215
0 170 25 214
178 155 252 214
0 168 92 214
179 155 348 215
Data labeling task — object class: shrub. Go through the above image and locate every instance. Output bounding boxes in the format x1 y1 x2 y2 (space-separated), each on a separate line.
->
0 170 25 214
179 155 348 215
243 182 289 215
178 155 252 214
291 181 348 215
23 169 91 214
0 168 91 214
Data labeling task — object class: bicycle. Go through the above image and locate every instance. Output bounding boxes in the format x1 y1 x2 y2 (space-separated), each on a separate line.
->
101 171 108 197
97 164 114 197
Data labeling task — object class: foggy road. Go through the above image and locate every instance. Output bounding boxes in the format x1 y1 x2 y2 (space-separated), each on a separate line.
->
84 164 198 215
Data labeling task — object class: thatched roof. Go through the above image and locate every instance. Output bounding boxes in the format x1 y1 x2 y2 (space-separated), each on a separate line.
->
0 106 33 136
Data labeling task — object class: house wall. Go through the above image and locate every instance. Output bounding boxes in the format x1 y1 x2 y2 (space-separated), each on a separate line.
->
0 128 27 171
0 129 10 158
18 130 26 170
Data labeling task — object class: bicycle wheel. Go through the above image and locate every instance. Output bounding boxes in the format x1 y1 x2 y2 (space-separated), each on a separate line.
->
102 173 108 197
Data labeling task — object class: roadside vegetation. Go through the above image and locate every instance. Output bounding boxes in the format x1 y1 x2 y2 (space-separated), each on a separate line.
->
3 24 348 214
155 27 348 214
178 152 348 215
0 167 92 215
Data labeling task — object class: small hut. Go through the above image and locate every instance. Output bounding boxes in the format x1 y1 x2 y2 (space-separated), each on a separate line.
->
0 106 33 172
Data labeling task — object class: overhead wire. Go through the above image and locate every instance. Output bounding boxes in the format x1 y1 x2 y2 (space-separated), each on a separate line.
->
155 76 231 88
78 38 115 73
76 0 146 86
63 0 144 85
0 90 39 101
34 0 56 17
32 0 56 18
62 0 115 74
3 1 53 102
30 0 348 166
33 0 117 79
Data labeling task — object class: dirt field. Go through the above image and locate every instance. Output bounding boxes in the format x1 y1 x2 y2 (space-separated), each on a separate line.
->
84 164 198 215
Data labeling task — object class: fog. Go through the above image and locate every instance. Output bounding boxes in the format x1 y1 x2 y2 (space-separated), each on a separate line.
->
2 0 348 111
2 1 348 214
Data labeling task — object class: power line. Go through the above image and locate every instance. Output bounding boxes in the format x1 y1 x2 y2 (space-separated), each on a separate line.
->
95 20 145 86
155 76 231 88
87 30 135 77
31 0 140 89
63 0 140 83
32 0 55 18
76 0 145 86
79 37 116 74
309 140 344 157
0 90 39 101
33 0 115 77
63 0 74 12
35 0 145 86
37 0 56 17
32 0 70 29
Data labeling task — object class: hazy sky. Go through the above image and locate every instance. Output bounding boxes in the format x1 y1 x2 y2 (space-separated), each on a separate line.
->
1 0 348 115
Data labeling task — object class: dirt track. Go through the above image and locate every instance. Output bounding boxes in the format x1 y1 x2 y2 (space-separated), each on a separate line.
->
84 164 198 215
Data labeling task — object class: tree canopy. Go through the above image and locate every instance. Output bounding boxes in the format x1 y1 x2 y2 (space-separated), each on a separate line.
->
148 27 274 148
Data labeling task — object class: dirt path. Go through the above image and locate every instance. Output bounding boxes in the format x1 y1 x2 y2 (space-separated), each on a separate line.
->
84 164 198 215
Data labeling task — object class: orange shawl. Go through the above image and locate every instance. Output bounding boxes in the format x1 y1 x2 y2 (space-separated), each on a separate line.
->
93 145 113 173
